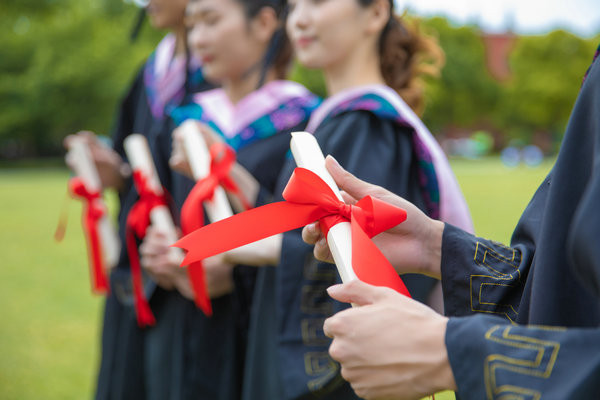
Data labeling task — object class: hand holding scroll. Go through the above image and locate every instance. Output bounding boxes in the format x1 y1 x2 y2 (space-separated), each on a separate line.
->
140 226 234 299
139 226 182 292
302 156 445 279
64 131 130 191
171 121 259 209
170 121 223 179
323 280 456 400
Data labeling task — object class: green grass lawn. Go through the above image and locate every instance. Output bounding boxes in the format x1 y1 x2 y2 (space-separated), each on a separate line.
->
450 157 554 243
0 168 105 399
0 158 553 399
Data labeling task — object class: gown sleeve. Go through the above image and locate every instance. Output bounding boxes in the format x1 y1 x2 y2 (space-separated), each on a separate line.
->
567 61 600 298
446 314 600 399
440 171 551 321
569 156 600 296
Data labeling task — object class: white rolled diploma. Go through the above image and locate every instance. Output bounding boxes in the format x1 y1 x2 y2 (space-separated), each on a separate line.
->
290 132 358 283
179 120 234 222
123 134 182 261
67 137 120 268
179 120 279 262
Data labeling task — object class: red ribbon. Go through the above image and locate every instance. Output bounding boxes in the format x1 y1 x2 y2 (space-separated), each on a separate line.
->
180 143 252 316
126 170 168 327
176 168 410 296
67 177 110 294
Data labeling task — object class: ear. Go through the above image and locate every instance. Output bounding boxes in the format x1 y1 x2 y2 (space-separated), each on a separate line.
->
365 0 391 36
250 7 280 44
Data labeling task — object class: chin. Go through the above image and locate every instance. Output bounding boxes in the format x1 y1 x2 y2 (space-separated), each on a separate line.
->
201 65 225 83
296 54 324 70
148 16 168 30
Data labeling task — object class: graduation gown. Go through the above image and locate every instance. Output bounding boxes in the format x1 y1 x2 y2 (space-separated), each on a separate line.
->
271 85 472 400
442 47 600 399
95 34 212 400
167 80 321 400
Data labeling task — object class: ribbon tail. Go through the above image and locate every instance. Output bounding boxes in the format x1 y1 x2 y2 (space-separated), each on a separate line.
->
181 188 214 316
222 177 253 211
175 201 326 265
229 188 252 212
237 192 252 212
126 228 156 327
187 262 212 316
85 212 109 294
351 219 411 297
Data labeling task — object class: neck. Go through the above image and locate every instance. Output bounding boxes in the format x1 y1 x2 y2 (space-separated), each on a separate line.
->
323 41 385 96
223 68 277 105
173 25 187 56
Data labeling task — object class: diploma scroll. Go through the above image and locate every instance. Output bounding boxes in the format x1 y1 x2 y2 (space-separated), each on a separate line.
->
179 120 234 222
67 137 120 268
290 132 358 283
123 134 182 261
174 132 409 298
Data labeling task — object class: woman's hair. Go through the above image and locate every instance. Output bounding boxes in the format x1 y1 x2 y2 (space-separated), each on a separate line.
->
359 0 444 116
238 0 292 84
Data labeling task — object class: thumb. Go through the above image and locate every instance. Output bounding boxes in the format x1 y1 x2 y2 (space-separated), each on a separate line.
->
327 280 389 306
325 156 373 201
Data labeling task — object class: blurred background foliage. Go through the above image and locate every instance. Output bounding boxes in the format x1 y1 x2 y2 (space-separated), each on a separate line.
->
1 0 599 159
420 18 599 149
1 0 162 158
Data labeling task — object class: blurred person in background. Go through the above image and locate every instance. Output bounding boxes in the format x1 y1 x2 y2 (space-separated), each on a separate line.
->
64 0 213 398
138 0 320 398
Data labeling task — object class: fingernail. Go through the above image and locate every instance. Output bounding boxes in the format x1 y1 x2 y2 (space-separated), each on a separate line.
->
326 155 341 168
327 284 343 295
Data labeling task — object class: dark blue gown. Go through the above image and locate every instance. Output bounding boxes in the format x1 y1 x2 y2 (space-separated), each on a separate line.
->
168 81 320 400
95 44 212 400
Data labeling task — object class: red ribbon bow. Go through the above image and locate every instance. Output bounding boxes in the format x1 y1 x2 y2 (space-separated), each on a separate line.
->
126 170 169 327
176 168 410 296
180 143 251 316
67 177 110 294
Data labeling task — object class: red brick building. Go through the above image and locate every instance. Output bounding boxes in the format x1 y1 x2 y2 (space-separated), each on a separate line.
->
481 32 517 81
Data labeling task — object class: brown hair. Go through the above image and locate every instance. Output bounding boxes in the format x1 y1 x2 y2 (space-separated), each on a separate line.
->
238 0 292 82
361 1 444 115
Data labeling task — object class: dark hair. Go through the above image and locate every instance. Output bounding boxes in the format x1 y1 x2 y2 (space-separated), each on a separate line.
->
359 0 444 115
238 0 292 85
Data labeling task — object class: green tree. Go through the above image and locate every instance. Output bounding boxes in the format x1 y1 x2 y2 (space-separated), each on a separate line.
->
1 4 597 158
0 0 162 157
421 17 501 134
496 31 599 143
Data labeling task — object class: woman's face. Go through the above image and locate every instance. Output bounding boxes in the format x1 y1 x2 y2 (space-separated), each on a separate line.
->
186 0 275 83
146 0 189 30
287 0 374 70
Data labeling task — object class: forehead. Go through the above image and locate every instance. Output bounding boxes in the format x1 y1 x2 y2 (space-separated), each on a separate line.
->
186 0 235 14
